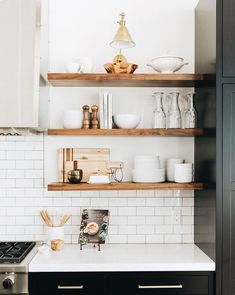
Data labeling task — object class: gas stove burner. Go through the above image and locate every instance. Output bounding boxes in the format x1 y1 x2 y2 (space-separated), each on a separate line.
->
0 243 12 250
0 242 36 264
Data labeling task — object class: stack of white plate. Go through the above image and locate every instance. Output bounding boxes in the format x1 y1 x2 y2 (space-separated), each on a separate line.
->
166 158 184 181
174 163 193 183
132 155 165 183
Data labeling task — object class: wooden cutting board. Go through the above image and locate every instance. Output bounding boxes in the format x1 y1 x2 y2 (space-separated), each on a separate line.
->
58 148 122 183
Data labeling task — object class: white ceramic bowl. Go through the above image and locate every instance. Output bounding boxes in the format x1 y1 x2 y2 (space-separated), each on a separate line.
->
147 56 189 74
134 155 160 170
63 110 83 129
113 114 141 129
132 168 165 183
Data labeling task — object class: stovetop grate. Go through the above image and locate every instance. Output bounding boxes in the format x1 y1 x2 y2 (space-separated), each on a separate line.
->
0 242 36 264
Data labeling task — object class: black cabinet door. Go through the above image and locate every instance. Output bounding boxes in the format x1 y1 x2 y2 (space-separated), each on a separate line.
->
223 0 235 77
111 272 213 295
29 273 105 295
222 85 235 295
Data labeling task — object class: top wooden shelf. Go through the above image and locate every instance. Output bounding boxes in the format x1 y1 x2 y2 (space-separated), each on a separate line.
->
47 73 215 87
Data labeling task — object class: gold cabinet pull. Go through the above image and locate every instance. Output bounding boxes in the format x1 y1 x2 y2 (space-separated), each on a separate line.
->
58 285 84 289
138 284 183 289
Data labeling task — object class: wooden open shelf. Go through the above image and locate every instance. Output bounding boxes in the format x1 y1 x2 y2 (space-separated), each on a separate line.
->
48 182 203 191
47 73 215 87
48 128 203 137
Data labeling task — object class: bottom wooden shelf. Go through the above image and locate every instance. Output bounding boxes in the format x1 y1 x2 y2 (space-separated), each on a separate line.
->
48 182 203 191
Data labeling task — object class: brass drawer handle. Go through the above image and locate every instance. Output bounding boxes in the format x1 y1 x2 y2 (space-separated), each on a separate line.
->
58 285 84 289
138 284 183 289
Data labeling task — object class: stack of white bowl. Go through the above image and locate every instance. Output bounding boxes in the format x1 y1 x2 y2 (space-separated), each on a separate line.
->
132 155 165 183
174 163 193 183
166 158 184 182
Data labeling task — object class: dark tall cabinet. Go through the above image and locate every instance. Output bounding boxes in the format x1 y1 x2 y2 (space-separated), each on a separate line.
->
222 85 235 295
218 0 235 295
195 0 235 292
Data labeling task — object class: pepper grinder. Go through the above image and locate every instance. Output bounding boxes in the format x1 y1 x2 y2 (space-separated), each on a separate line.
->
82 105 90 129
91 105 99 129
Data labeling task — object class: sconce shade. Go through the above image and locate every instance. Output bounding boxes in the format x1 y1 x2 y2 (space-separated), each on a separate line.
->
110 13 136 49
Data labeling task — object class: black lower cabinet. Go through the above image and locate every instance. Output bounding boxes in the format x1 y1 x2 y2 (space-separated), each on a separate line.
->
29 272 106 295
111 272 214 295
29 271 214 295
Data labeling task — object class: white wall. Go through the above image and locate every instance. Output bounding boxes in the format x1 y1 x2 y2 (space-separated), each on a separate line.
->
0 0 198 244
46 0 197 183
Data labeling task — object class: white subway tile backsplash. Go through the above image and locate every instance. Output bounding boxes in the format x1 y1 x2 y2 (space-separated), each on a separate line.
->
0 142 15 150
174 225 192 234
108 235 127 244
0 216 16 225
128 235 145 243
110 216 127 225
109 198 127 207
128 216 145 225
137 207 154 216
182 216 194 225
7 207 25 216
71 198 90 207
0 160 15 169
137 225 154 234
0 170 6 178
0 136 195 244
7 226 25 235
16 216 35 225
146 198 164 206
0 197 15 206
0 179 15 188
25 170 43 179
164 234 182 243
183 198 194 206
128 198 145 207
146 235 164 243
164 197 182 207
25 151 43 160
6 170 24 179
136 190 154 197
146 216 164 225
6 151 24 160
119 225 136 235
16 161 34 169
182 234 194 243
0 151 6 159
118 207 136 216
15 179 34 188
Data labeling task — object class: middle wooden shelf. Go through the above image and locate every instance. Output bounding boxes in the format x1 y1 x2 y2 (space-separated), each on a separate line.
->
48 182 204 191
47 128 203 137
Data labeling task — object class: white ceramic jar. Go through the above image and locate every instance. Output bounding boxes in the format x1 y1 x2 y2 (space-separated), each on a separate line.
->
46 226 64 246
63 110 83 129
166 158 184 181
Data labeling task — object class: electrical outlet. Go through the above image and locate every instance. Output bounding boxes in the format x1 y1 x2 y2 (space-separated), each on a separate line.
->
172 209 182 224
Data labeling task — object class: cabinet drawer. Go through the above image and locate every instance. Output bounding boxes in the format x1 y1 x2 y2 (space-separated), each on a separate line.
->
111 273 211 295
29 272 105 295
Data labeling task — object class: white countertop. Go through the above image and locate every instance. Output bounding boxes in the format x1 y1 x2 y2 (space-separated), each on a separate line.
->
29 244 215 272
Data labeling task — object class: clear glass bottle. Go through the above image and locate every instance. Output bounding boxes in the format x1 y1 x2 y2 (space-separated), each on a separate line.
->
152 92 166 128
167 92 181 128
182 95 189 128
185 92 197 128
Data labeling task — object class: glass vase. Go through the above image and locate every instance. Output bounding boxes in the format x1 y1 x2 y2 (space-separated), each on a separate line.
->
185 92 197 128
167 92 181 128
152 92 166 128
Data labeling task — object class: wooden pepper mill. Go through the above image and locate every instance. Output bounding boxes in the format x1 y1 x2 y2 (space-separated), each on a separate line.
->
91 105 99 129
82 105 90 129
